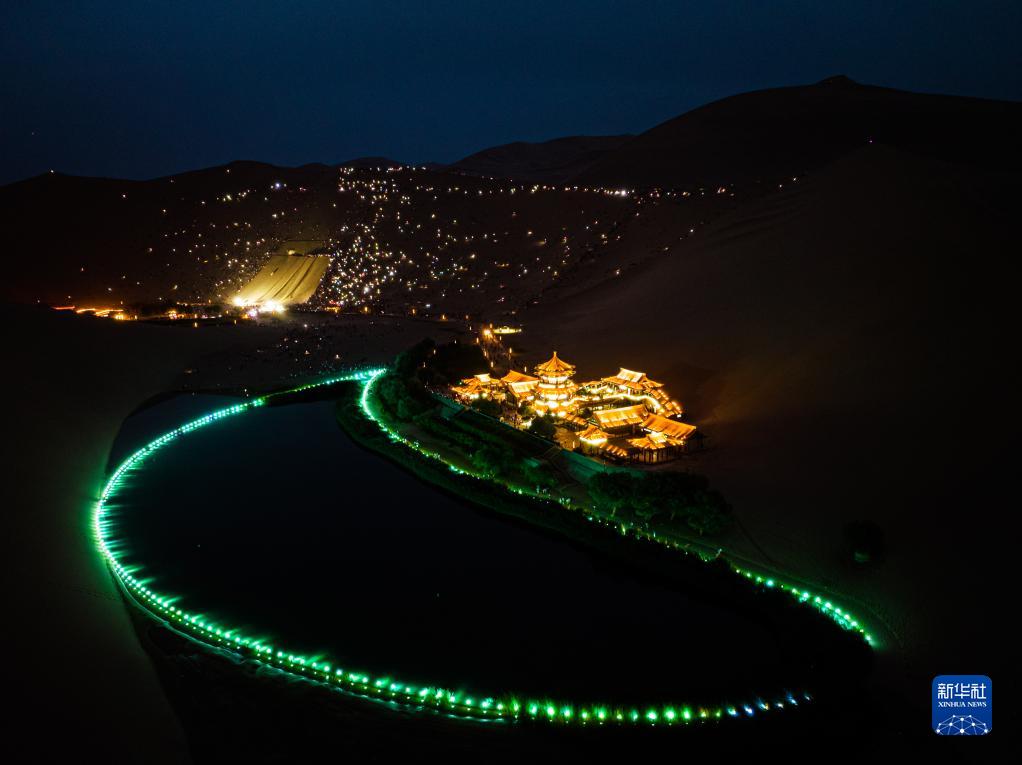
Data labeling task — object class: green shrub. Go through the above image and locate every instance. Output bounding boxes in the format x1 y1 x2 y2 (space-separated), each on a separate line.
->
527 415 557 440
589 470 731 537
470 397 502 418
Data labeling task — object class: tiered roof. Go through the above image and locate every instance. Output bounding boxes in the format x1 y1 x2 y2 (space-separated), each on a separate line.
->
641 414 697 440
578 425 610 444
565 413 589 428
602 441 630 459
655 397 684 418
628 431 671 451
594 404 648 430
451 379 486 396
602 368 664 391
534 351 575 376
501 370 538 384
452 376 492 397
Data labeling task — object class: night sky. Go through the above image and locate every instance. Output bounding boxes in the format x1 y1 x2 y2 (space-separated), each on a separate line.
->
2 1 1020 184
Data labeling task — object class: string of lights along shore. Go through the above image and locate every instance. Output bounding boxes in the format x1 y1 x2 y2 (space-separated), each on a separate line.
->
94 370 874 732
9 0 1014 756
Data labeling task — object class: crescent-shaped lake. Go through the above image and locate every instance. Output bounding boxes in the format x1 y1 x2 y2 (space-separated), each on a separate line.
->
109 393 844 707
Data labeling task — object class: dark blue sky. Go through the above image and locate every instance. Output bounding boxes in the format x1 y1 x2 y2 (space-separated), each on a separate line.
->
2 1 1020 184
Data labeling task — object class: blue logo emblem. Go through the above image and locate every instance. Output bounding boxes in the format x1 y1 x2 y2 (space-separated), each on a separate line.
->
933 675 991 735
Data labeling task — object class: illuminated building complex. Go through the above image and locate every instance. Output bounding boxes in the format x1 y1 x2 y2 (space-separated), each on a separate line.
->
452 351 698 463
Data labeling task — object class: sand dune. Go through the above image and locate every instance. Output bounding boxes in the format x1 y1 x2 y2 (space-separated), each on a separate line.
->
527 144 1014 675
575 76 1022 188
2 306 437 759
447 135 633 183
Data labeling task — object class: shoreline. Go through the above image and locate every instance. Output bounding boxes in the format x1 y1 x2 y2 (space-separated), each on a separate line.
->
93 372 873 732
350 372 888 648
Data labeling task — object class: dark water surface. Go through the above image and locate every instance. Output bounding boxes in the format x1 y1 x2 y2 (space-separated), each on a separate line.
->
112 396 793 705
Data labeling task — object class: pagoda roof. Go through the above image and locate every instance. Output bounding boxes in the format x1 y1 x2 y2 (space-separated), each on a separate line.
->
501 369 538 384
578 425 609 443
534 351 575 375
628 432 680 451
602 441 631 458
452 377 491 395
602 368 663 390
642 414 697 440
656 398 684 417
594 404 648 429
507 381 538 396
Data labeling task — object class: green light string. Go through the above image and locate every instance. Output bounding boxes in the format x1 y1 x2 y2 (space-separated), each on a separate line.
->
358 372 876 645
95 368 868 728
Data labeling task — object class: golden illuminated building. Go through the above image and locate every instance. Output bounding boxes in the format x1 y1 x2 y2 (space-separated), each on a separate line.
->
500 369 539 402
627 414 698 463
578 425 610 455
451 373 497 400
599 368 682 417
641 413 697 440
532 351 577 416
450 349 699 463
593 404 648 432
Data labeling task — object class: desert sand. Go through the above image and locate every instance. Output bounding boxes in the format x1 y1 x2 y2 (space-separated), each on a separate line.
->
526 144 1013 690
2 306 449 760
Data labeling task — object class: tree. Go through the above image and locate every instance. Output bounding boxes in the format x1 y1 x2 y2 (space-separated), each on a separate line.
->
684 492 732 536
523 462 558 492
588 470 731 536
397 396 428 421
393 338 435 379
589 472 638 517
470 397 502 419
471 444 514 479
378 375 432 421
528 415 557 440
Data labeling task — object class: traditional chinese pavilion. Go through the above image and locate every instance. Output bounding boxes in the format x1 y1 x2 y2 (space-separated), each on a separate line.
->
501 369 539 403
600 368 683 417
532 351 578 415
451 373 498 400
